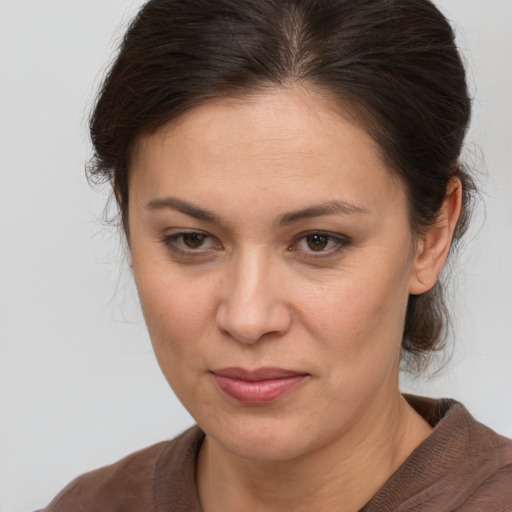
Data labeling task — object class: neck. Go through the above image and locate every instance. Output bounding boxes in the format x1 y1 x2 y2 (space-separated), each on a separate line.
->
197 393 432 512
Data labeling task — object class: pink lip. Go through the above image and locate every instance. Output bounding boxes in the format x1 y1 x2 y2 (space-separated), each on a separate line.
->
212 367 309 405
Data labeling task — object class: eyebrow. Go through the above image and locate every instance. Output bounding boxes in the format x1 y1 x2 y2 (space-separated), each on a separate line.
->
145 197 369 226
276 200 370 226
146 197 224 224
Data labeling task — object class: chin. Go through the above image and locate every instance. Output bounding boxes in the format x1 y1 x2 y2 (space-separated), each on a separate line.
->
221 435 309 463
202 413 317 462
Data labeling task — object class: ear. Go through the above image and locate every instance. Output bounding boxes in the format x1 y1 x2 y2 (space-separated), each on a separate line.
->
409 178 462 295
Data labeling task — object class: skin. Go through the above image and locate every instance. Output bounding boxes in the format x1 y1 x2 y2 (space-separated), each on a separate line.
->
128 87 461 511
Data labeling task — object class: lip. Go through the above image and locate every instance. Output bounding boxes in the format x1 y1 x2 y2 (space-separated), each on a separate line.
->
212 367 309 405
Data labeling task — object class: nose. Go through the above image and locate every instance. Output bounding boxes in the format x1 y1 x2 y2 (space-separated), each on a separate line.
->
215 252 292 344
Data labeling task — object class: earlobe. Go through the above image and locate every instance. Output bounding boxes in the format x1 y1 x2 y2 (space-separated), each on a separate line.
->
409 178 462 295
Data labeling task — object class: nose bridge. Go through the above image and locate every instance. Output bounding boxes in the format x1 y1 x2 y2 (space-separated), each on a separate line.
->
216 246 290 343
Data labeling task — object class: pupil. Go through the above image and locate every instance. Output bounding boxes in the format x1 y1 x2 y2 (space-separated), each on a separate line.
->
307 234 328 251
183 233 205 248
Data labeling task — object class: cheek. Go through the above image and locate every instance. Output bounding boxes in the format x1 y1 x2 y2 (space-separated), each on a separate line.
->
132 258 218 363
133 267 221 411
305 281 402 336
296 258 411 360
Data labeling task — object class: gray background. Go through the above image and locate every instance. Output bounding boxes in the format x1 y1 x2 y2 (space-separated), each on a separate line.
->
0 1 511 510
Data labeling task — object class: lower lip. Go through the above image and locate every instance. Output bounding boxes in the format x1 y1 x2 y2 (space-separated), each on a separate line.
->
213 374 308 405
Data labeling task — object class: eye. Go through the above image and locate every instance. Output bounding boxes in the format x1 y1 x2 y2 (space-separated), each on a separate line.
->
181 232 208 249
288 231 351 256
302 233 334 251
161 230 221 255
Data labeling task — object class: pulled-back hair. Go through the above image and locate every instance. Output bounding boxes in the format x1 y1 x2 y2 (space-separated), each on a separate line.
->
89 0 475 369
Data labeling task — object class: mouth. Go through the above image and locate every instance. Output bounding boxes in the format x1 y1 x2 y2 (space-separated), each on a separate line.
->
211 367 309 405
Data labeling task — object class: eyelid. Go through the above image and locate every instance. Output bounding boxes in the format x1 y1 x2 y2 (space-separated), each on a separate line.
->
287 230 352 257
161 229 222 255
160 229 351 259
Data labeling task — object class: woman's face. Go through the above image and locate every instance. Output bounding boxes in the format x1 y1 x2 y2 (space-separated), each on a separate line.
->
128 87 422 461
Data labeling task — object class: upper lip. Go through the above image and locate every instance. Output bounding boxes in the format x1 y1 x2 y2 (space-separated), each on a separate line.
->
212 367 308 381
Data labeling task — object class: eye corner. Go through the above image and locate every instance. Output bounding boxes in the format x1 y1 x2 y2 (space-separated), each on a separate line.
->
287 230 352 258
160 229 223 257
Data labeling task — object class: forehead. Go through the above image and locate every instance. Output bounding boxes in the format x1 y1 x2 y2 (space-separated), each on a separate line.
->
129 86 404 215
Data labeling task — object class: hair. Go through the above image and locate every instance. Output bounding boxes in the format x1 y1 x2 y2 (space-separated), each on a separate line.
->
88 0 475 370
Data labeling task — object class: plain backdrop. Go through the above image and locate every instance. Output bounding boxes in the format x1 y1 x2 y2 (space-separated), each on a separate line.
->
0 1 511 511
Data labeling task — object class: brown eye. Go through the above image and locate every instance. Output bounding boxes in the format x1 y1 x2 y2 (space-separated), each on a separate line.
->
288 231 351 257
305 233 329 251
182 232 207 248
161 230 220 256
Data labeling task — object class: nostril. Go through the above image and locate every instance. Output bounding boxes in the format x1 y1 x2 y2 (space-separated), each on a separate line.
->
215 301 291 344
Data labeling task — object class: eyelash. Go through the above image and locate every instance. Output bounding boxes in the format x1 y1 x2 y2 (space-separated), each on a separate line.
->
161 231 221 256
160 230 352 258
288 231 352 258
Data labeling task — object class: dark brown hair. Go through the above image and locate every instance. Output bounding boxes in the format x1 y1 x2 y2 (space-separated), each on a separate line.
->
89 0 475 368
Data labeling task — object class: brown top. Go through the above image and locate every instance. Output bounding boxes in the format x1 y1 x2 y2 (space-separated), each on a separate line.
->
40 396 512 512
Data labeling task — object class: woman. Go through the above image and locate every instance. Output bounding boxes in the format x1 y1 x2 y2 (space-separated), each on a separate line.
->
40 0 512 510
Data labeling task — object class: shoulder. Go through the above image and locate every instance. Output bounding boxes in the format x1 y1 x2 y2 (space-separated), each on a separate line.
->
365 396 512 511
457 463 512 511
452 411 512 511
39 426 204 512
413 396 512 510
